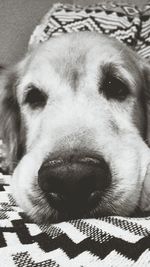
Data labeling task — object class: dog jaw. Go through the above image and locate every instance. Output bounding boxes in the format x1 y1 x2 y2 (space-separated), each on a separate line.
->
11 135 150 223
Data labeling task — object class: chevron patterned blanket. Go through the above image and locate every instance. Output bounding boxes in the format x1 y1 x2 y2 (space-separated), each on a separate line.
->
0 174 150 267
0 2 150 267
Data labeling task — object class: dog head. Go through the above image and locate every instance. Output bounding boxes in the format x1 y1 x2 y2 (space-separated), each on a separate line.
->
0 32 150 223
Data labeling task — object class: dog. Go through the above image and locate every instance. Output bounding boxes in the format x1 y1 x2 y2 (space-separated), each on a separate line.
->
0 32 150 223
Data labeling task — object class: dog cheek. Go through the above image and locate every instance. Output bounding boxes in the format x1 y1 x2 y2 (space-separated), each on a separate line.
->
140 164 150 211
11 153 40 210
109 137 148 195
11 152 56 223
13 118 27 168
132 98 147 141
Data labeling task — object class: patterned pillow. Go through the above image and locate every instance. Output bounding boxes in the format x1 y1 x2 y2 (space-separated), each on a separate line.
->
138 3 150 60
29 2 149 60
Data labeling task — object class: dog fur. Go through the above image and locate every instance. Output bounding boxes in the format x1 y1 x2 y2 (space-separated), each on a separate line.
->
0 32 150 223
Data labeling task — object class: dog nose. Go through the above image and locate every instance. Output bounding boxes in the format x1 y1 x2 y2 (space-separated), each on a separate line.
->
38 154 111 214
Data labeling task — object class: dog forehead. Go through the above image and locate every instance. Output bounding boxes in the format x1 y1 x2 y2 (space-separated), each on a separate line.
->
25 33 127 89
32 32 123 65
33 34 121 62
22 32 142 94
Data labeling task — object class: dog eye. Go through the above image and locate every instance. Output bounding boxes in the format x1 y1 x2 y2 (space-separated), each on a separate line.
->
24 85 47 108
102 76 129 101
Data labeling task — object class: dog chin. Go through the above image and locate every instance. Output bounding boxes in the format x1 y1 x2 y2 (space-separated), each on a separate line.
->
25 204 136 224
11 142 150 224
24 189 139 224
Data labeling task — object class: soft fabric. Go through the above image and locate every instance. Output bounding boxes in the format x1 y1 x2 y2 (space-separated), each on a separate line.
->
0 2 150 266
138 4 150 60
0 175 150 267
29 3 150 60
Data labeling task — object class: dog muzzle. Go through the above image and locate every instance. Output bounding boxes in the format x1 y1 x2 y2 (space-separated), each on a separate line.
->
38 151 111 216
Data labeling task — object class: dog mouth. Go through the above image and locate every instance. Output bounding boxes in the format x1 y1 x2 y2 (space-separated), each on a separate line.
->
36 153 112 220
46 187 103 217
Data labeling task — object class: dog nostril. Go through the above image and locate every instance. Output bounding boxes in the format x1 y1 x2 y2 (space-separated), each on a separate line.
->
49 192 63 201
47 192 65 210
88 191 102 207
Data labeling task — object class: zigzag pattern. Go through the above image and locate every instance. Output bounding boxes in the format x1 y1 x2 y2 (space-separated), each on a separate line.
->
12 252 59 267
29 3 150 61
11 249 150 267
100 216 150 236
1 217 149 262
31 232 150 261
0 214 150 262
29 3 141 51
138 13 150 60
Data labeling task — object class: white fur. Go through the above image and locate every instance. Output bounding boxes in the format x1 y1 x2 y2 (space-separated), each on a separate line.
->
9 32 150 223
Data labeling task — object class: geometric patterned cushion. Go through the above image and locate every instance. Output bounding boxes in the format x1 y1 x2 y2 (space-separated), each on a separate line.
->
29 3 150 61
138 3 150 60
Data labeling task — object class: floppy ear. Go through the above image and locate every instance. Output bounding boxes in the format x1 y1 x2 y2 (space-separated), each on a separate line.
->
142 63 150 145
0 67 25 172
139 62 150 211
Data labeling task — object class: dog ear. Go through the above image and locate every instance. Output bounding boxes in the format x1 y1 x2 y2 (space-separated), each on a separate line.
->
142 62 150 146
0 67 25 172
139 61 150 212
